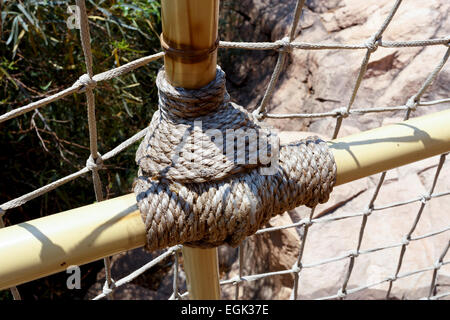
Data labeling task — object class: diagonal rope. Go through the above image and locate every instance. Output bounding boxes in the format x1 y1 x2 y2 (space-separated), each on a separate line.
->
385 154 447 298
76 0 113 299
291 207 315 300
427 240 450 299
331 0 403 139
253 0 306 117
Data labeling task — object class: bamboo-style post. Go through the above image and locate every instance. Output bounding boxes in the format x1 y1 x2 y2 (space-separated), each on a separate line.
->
161 0 221 299
161 0 219 89
1 109 450 291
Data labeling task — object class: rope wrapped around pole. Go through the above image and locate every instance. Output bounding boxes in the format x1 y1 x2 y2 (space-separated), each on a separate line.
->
134 66 337 252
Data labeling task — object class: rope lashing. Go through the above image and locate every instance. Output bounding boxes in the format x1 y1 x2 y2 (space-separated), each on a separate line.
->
136 67 274 183
134 66 337 252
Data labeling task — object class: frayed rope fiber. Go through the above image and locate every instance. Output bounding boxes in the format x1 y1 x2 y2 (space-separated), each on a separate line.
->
134 66 336 252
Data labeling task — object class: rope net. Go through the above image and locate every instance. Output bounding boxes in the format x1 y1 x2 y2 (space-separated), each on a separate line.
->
1 0 449 300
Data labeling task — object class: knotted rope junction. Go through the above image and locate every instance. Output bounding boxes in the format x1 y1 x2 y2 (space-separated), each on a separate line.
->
134 66 337 251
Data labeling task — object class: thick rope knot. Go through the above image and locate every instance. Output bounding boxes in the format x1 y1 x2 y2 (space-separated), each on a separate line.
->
276 37 293 53
76 74 97 92
134 66 337 252
86 152 104 171
137 66 274 184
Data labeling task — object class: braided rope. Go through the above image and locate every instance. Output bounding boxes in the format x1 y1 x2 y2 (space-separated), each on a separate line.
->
136 67 273 184
134 67 336 251
0 0 449 300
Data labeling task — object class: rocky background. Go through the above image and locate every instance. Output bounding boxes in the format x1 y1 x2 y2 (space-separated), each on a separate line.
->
86 0 450 300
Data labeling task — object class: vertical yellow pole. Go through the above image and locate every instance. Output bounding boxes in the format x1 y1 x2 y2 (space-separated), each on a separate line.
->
161 0 221 299
161 0 219 89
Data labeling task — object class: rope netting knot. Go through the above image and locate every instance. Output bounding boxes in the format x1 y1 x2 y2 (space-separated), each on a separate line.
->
406 96 419 112
401 236 411 246
333 107 350 119
292 265 301 273
102 278 116 296
276 37 293 53
336 288 347 299
348 250 360 258
86 152 104 171
363 206 373 217
365 35 381 53
421 193 432 203
75 73 97 92
133 66 337 251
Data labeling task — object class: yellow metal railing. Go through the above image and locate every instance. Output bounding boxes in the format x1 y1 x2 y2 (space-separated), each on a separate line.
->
0 108 449 292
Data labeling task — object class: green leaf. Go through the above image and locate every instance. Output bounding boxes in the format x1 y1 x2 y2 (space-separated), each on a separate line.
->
40 80 52 91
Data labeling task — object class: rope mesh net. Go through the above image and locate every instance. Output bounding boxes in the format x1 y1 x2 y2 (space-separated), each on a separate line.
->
1 0 449 300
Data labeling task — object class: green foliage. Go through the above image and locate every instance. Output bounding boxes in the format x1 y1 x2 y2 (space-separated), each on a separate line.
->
0 0 162 299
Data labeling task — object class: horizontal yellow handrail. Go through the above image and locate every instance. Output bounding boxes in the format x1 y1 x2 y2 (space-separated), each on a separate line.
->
330 109 450 185
0 194 143 290
0 108 449 290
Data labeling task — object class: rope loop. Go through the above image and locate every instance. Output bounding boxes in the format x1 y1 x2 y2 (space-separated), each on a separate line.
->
86 152 104 171
276 37 293 53
76 73 97 92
